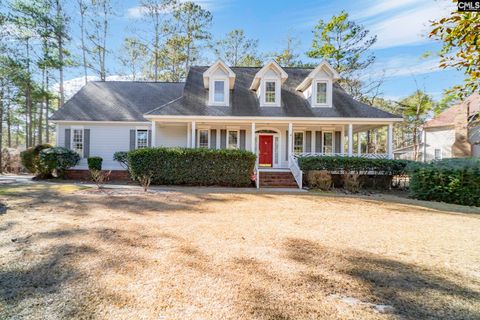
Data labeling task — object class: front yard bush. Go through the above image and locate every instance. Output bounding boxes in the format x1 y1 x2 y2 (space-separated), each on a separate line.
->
39 147 80 177
298 155 410 175
409 158 480 206
88 156 103 171
20 144 52 176
128 147 256 187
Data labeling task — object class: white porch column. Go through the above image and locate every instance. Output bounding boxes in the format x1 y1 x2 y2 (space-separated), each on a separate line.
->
191 121 196 148
387 123 393 159
187 123 191 147
357 132 361 155
151 120 156 147
348 124 353 156
251 122 256 153
288 122 293 165
341 126 345 154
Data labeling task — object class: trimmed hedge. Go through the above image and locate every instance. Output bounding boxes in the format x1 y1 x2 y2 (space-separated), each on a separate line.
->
409 158 480 206
39 147 80 177
128 147 256 187
88 156 103 171
298 156 411 176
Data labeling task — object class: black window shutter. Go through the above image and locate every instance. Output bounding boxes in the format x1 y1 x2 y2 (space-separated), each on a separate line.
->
84 129 90 158
285 130 289 161
305 131 312 153
315 131 322 153
65 129 71 149
210 129 217 149
220 130 227 149
335 131 341 153
148 130 152 147
129 130 136 151
240 130 246 150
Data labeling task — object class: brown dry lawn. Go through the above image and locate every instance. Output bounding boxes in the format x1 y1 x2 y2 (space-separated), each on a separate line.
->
1 183 480 320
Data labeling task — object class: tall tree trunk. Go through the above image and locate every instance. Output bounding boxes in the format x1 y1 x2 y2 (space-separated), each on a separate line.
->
100 0 108 81
46 72 50 143
0 85 4 173
154 13 159 82
6 100 11 148
79 0 88 84
26 38 33 148
56 0 65 106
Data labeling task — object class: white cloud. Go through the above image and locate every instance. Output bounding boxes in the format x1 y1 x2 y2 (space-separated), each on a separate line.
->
371 55 441 79
126 0 228 19
366 0 455 49
352 0 421 20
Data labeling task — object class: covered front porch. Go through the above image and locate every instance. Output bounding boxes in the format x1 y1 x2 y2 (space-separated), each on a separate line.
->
150 119 395 164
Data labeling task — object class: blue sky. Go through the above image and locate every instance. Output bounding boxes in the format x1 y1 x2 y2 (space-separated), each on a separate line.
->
62 0 465 101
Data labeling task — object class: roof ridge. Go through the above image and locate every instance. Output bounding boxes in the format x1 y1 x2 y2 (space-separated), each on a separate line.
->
90 80 185 84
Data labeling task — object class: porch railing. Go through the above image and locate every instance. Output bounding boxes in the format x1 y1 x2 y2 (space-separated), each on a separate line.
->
289 155 303 189
296 152 389 159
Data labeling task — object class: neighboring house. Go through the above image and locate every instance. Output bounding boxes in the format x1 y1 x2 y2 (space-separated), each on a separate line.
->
421 93 479 161
51 60 402 187
394 93 480 161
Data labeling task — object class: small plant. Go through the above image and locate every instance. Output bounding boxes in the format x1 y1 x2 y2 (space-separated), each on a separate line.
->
138 173 153 192
306 170 332 191
39 147 80 178
88 156 103 171
343 173 362 193
90 169 111 189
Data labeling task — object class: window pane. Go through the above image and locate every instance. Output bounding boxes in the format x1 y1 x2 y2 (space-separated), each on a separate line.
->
214 81 225 102
323 132 333 154
72 129 83 156
265 81 276 103
316 82 327 104
137 130 148 149
294 132 303 154
199 130 209 148
228 131 238 149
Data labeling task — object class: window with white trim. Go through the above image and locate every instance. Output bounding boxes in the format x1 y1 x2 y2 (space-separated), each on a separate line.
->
228 130 239 149
316 82 327 104
214 80 225 103
294 132 304 154
434 148 442 160
323 131 333 154
265 81 276 103
136 130 148 149
198 129 209 148
72 129 84 157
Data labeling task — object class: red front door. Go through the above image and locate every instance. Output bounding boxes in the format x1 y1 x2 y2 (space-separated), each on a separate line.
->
259 135 273 167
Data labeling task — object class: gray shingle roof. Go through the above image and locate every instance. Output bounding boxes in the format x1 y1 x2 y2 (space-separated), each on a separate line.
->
52 67 400 122
51 81 185 121
146 67 401 119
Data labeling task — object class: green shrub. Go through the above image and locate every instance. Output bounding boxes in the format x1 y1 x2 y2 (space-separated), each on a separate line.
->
88 156 103 171
113 151 129 170
20 144 52 175
409 158 480 206
39 147 80 177
128 147 256 187
298 156 411 176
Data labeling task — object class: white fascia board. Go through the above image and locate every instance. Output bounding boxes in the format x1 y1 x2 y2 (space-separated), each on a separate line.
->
250 60 288 90
296 60 341 92
143 114 403 123
203 59 236 89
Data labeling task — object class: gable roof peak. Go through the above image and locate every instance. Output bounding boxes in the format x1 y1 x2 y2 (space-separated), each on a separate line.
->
250 60 288 90
203 59 236 89
296 60 341 92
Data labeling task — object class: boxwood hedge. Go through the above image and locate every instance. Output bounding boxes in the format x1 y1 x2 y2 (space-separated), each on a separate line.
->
128 147 256 187
409 158 480 206
298 155 410 176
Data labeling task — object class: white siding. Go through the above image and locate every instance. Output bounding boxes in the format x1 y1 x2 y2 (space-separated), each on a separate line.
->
424 127 455 161
156 125 188 147
57 123 150 170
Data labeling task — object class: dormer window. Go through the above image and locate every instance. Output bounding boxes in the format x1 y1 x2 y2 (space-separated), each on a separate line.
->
315 81 328 105
265 81 276 103
296 60 340 108
203 59 236 107
214 80 225 103
250 60 288 107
